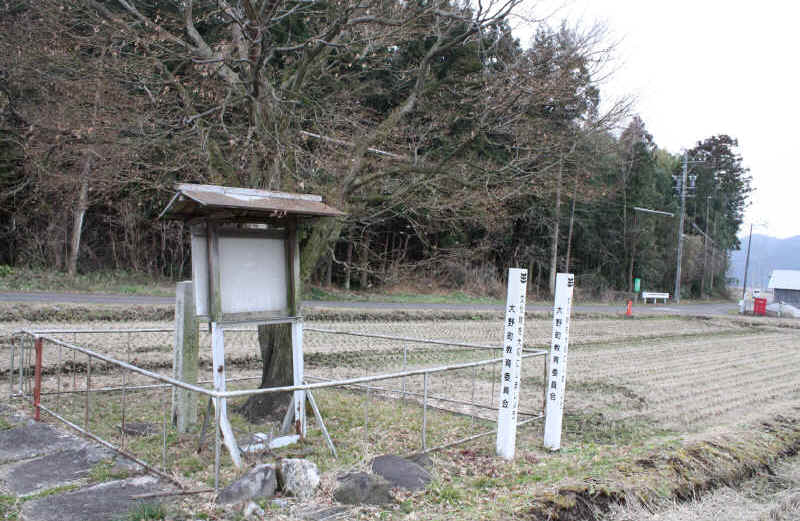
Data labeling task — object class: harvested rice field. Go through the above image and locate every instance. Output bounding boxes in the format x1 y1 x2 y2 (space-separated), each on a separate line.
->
2 312 800 520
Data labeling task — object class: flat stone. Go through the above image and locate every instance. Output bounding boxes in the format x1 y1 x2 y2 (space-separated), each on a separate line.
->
216 464 277 505
21 475 170 521
294 505 350 520
333 472 393 505
371 454 431 491
0 422 84 463
0 445 106 495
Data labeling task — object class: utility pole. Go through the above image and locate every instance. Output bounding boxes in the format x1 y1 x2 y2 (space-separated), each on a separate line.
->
741 223 753 302
709 215 716 293
701 196 710 297
674 151 687 303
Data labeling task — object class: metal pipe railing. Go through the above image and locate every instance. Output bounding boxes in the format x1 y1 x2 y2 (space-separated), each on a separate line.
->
12 327 549 496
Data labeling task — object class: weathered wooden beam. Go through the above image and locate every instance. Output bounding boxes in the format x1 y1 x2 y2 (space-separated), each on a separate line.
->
206 221 222 323
286 218 301 316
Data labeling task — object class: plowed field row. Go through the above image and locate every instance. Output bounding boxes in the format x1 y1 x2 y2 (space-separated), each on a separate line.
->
565 331 800 431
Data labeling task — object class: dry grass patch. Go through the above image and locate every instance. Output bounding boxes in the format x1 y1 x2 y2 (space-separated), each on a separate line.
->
5 315 800 520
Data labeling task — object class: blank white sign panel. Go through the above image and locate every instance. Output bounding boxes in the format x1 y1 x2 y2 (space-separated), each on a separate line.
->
191 234 288 316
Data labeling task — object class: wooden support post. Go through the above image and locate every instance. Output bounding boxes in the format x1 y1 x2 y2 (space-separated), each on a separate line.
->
205 222 241 466
287 219 306 437
286 219 301 315
173 281 199 433
206 222 222 323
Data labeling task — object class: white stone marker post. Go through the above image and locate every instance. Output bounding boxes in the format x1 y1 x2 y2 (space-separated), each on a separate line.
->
496 268 528 460
173 281 199 433
543 273 574 450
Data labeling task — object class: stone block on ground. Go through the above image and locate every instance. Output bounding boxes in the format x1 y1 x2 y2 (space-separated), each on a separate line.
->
333 472 393 505
279 458 320 500
21 475 171 521
119 421 156 437
371 454 431 491
0 444 133 496
293 504 350 520
216 464 277 505
405 452 433 470
0 422 84 464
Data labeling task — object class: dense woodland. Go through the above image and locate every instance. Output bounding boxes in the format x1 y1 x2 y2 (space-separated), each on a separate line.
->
0 0 751 299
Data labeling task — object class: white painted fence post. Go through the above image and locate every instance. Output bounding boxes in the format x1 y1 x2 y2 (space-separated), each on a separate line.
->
211 323 242 467
173 281 198 433
291 320 306 437
543 273 575 450
496 268 528 460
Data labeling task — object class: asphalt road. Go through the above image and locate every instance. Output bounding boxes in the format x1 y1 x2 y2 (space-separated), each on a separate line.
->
0 291 738 316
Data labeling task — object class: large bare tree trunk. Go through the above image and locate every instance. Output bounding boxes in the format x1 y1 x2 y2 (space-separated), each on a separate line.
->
68 154 91 277
324 254 333 286
238 323 294 422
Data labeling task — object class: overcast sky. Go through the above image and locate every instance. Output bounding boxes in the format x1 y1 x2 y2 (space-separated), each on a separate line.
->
517 1 800 239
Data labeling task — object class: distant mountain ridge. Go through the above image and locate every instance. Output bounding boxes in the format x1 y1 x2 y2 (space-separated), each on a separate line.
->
728 234 800 289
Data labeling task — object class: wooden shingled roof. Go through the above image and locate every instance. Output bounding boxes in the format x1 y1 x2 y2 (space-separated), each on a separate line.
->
159 184 345 221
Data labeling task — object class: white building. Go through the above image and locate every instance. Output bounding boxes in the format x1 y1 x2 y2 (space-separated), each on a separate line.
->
767 270 800 306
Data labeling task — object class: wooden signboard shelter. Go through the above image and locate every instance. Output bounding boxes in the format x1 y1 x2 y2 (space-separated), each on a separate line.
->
160 184 344 466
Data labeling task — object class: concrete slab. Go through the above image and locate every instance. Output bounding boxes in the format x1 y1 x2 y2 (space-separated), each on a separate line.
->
0 445 124 496
0 422 84 463
21 475 171 521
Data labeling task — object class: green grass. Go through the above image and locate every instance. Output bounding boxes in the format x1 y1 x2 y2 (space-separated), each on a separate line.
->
116 502 166 521
23 484 81 501
0 494 19 520
88 460 129 483
306 285 503 306
0 266 174 297
41 368 794 521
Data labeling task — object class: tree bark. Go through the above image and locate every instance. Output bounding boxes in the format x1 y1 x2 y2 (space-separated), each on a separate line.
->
627 230 636 293
564 174 578 273
344 238 353 290
359 230 370 289
324 254 333 286
237 322 294 422
68 154 92 277
549 151 564 295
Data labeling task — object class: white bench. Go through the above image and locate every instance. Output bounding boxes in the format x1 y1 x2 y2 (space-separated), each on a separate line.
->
641 291 670 304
